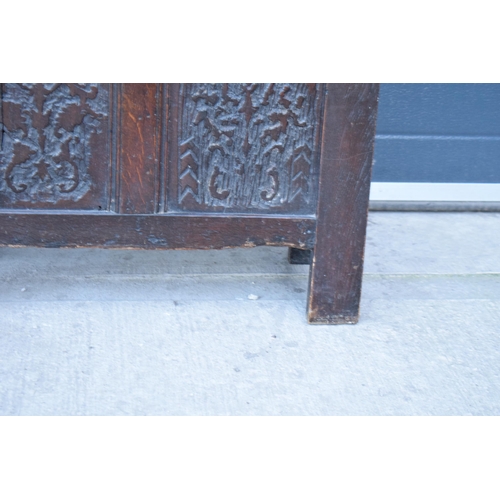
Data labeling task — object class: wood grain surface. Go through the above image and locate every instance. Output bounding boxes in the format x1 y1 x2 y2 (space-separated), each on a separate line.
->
0 213 315 250
307 83 379 324
116 84 161 214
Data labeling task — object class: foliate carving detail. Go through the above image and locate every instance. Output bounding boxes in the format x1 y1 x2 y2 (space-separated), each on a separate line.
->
177 84 321 211
0 84 108 202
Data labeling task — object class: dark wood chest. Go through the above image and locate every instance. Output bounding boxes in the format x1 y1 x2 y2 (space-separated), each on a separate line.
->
0 83 379 324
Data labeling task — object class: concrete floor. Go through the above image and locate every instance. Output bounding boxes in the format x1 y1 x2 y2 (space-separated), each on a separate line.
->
1 212 499 415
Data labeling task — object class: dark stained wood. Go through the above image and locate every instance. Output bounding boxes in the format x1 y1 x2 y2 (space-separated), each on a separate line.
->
288 247 313 265
307 83 379 324
1 83 379 324
117 84 161 214
0 213 315 250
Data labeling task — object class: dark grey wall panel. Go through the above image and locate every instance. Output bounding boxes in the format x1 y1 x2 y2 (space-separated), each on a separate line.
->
374 137 500 183
373 84 500 183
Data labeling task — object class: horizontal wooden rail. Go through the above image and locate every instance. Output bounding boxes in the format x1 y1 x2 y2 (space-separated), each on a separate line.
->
0 213 316 250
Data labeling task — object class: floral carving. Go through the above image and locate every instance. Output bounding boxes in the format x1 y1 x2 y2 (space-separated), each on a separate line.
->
177 84 321 212
0 83 108 203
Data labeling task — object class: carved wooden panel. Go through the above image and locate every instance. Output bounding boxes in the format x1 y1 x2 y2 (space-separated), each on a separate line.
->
167 83 324 214
0 83 380 324
0 83 112 210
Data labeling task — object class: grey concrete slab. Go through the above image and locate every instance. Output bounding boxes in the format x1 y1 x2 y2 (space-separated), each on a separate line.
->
1 212 499 415
364 212 500 275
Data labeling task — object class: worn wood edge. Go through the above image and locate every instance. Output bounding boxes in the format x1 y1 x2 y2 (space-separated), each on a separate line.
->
0 214 316 250
307 314 359 325
0 209 316 218
307 83 380 325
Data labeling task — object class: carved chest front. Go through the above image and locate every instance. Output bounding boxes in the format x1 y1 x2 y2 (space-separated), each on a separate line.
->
0 83 379 324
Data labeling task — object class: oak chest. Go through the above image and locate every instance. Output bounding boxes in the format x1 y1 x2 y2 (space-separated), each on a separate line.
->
0 83 379 323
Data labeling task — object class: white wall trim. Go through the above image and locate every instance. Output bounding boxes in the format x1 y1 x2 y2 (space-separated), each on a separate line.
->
370 182 500 202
